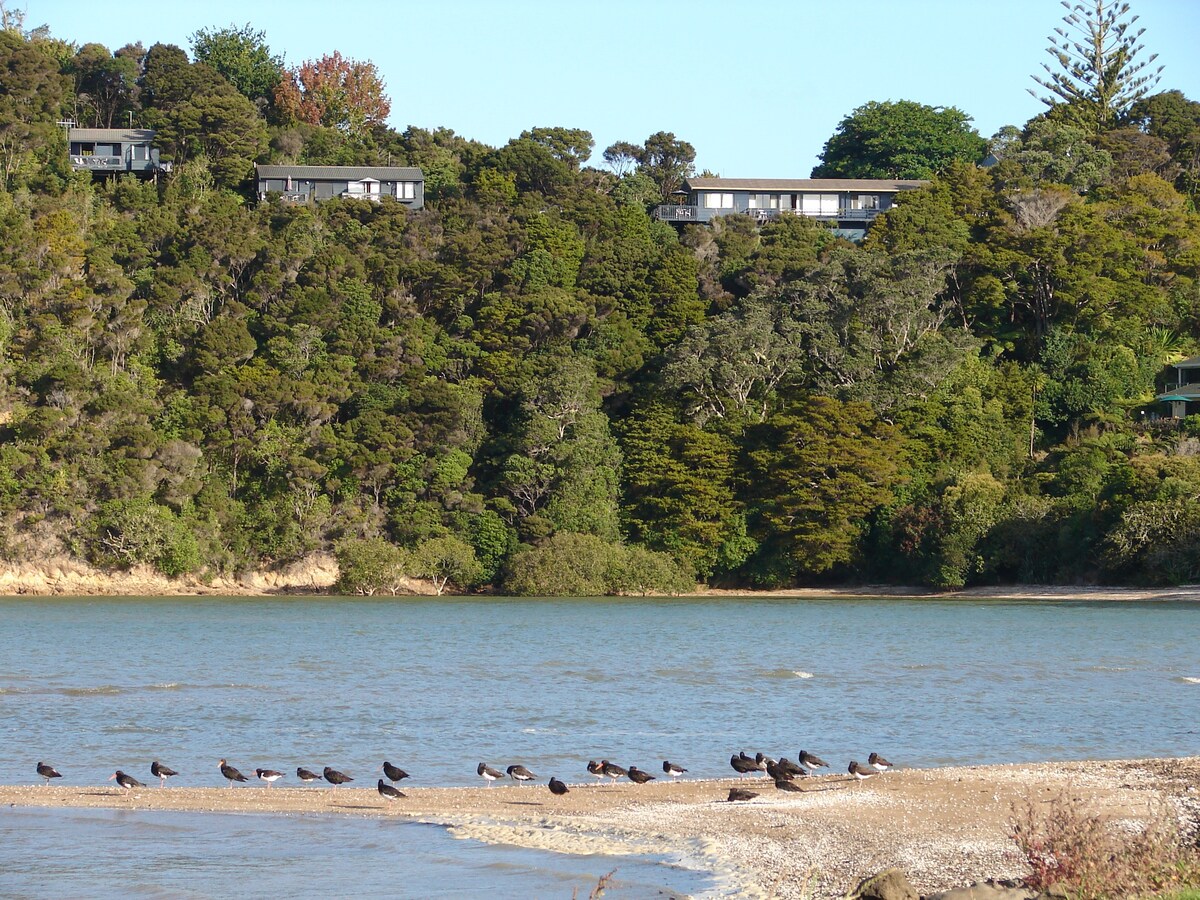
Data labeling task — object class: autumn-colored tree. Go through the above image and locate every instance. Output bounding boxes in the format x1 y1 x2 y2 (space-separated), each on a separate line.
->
274 51 390 135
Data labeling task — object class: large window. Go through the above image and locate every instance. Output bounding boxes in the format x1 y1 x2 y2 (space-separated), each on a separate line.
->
396 181 416 200
800 193 839 216
852 195 879 210
703 192 733 209
747 193 779 210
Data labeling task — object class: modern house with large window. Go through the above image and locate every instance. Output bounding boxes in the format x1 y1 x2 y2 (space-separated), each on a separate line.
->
653 177 927 240
67 127 169 177
256 165 424 208
1155 355 1200 418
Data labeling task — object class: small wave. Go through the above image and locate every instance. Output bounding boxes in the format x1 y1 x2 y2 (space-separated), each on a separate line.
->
62 686 121 696
149 682 181 690
1179 676 1200 684
759 668 815 680
792 671 814 679
1084 666 1130 672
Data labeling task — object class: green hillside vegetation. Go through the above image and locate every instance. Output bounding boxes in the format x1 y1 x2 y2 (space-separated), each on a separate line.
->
2 8 1200 595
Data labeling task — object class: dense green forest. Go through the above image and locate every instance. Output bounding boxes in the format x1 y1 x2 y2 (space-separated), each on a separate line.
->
2 7 1200 594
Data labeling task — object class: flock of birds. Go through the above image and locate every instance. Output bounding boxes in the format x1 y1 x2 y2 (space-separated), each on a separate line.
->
33 750 895 803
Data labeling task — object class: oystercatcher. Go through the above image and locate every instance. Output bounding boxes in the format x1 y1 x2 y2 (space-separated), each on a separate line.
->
151 760 178 788
798 750 829 774
730 754 758 777
600 760 627 782
323 766 353 788
36 762 62 785
296 767 322 784
506 764 536 783
477 762 504 786
775 757 807 778
868 752 894 772
627 766 655 784
255 768 283 787
219 759 249 787
380 761 409 785
109 770 145 789
727 788 758 802
774 778 805 793
848 760 878 783
662 760 687 779
586 760 605 782
377 779 405 801
548 777 569 796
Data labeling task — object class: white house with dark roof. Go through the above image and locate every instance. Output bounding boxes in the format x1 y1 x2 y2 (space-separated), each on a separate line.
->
654 177 927 240
256 165 424 207
68 127 169 176
1155 355 1200 418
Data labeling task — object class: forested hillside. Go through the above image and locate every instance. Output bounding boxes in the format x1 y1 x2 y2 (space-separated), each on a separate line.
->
2 10 1200 594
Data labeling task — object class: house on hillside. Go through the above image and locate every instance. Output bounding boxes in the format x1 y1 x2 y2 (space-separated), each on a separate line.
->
67 127 169 177
256 165 424 208
653 177 927 241
1155 355 1200 418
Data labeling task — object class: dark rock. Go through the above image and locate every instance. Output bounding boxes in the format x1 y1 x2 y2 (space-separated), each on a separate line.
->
855 868 920 900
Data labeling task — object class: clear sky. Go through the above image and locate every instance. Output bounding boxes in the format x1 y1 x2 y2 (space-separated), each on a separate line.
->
22 0 1200 175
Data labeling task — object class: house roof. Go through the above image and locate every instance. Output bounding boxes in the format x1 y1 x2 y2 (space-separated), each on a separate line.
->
684 177 928 192
1156 384 1200 401
69 128 155 142
257 165 423 181
1172 354 1200 369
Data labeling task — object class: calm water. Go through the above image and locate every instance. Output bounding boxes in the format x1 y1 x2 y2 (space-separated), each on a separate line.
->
1 595 1198 896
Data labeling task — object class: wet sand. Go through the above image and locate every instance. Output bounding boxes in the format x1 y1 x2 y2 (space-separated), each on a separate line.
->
6 758 1197 898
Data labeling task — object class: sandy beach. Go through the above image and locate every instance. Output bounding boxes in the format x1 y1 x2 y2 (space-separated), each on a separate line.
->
6 758 1198 898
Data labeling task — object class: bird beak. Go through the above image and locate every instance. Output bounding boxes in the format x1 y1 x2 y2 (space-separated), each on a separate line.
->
107 773 116 781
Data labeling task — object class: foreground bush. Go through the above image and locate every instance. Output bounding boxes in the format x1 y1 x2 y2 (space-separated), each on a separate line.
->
1010 792 1199 899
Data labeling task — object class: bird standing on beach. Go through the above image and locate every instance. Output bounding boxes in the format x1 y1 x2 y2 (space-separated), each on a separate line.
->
775 757 807 779
627 766 656 784
507 764 536 783
663 761 687 779
548 777 569 796
848 760 878 783
477 762 505 786
377 779 405 801
323 766 353 788
586 760 605 782
798 750 829 774
600 760 627 783
255 768 283 788
36 762 62 785
381 761 409 785
219 759 249 787
868 752 894 772
296 767 322 784
730 754 758 777
151 761 177 788
109 770 145 790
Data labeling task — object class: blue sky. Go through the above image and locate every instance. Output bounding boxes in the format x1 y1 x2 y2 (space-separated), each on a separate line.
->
24 0 1200 175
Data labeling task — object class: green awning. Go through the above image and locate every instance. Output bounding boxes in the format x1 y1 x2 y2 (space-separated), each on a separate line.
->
1158 395 1193 402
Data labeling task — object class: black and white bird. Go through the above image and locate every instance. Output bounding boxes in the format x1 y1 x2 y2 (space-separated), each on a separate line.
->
296 767 322 784
868 752 894 772
36 762 62 785
798 750 829 774
848 760 879 783
109 770 145 789
548 777 569 796
507 764 537 783
662 760 687 779
151 760 178 788
323 766 353 787
586 760 606 782
600 760 627 782
775 757 808 778
477 762 505 786
380 761 409 785
377 779 405 801
730 754 758 777
765 759 794 782
754 752 775 772
255 768 284 787
627 766 656 784
219 759 249 787
727 788 758 802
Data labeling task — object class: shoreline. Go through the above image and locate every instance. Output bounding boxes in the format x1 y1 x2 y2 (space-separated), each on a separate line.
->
6 758 1198 899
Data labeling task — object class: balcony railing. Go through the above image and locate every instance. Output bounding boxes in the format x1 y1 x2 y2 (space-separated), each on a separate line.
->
71 155 123 169
653 205 882 223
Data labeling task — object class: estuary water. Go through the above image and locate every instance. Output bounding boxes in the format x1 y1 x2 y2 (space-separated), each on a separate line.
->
1 595 1198 897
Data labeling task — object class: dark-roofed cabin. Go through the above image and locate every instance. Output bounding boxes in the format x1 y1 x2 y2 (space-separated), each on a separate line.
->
654 177 927 241
1155 355 1200 418
68 128 167 176
256 165 424 208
